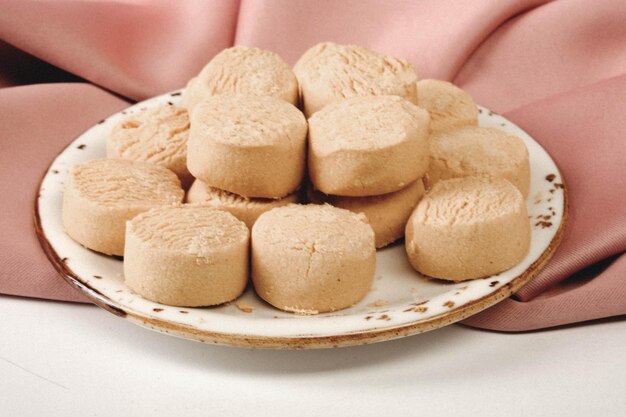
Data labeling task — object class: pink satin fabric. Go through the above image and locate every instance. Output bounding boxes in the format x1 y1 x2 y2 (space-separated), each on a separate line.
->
0 0 624 330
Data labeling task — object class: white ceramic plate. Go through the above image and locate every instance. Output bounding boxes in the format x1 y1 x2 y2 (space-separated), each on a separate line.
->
35 90 567 349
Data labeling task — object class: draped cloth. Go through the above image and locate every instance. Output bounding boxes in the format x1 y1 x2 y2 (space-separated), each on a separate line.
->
1 0 624 331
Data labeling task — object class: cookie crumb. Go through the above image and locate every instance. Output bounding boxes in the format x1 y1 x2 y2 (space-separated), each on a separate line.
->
367 299 388 307
236 300 254 313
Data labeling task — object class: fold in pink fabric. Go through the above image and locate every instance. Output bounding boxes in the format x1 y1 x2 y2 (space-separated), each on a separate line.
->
0 0 624 331
0 84 128 303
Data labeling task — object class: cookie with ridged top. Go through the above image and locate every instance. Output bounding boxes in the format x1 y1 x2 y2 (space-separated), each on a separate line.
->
308 95 430 197
427 126 530 197
124 206 249 307
62 159 184 256
294 42 418 116
184 46 298 112
107 104 193 188
187 95 307 199
251 204 376 314
405 176 530 281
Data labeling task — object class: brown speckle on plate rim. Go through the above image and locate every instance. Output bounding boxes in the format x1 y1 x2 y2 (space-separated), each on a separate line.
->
403 306 428 313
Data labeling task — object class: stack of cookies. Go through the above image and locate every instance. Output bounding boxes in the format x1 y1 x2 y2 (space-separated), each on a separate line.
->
62 42 532 313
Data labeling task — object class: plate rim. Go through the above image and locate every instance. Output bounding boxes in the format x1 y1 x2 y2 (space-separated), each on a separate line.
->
32 98 569 349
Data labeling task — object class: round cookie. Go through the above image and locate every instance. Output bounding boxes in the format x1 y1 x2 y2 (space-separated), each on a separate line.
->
416 79 478 132
405 176 530 281
307 180 426 248
186 179 300 229
308 95 430 197
427 126 530 197
124 206 249 307
107 104 193 188
62 159 184 256
252 204 376 314
187 95 307 199
184 46 298 113
294 42 418 117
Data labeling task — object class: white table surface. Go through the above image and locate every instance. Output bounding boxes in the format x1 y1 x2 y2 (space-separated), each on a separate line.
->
1 294 624 417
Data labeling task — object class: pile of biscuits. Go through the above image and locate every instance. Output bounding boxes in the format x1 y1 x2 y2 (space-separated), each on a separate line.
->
62 42 531 314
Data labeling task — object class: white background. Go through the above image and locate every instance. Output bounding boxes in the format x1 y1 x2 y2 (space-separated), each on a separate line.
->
1 295 624 417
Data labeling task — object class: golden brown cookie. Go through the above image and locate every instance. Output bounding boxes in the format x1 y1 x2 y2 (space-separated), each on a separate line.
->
416 79 478 132
252 204 376 314
294 42 418 116
187 95 307 198
308 95 430 196
405 176 530 281
62 159 184 256
428 126 530 197
124 206 249 307
106 104 193 188
184 46 298 112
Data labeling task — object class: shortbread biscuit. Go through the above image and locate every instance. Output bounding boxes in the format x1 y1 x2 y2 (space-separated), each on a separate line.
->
107 104 193 188
294 42 418 116
308 95 430 196
428 126 530 197
252 204 376 314
186 180 300 229
62 159 184 256
405 176 530 281
307 180 425 248
124 206 249 306
184 46 298 112
187 95 307 198
416 79 478 132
